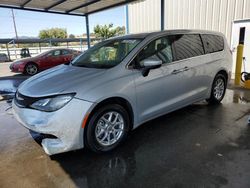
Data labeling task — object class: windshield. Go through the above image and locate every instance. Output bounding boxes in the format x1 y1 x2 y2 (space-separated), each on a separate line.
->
71 38 142 68
36 50 50 57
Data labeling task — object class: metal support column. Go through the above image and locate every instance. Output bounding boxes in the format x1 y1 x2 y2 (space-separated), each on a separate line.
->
13 40 17 59
85 15 91 49
80 38 83 51
161 0 165 31
125 5 129 34
6 43 11 61
38 43 41 52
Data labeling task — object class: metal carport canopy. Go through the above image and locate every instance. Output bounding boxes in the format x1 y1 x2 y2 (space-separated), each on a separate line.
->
0 0 138 47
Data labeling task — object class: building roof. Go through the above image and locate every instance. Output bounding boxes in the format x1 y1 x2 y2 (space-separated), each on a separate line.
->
0 0 137 16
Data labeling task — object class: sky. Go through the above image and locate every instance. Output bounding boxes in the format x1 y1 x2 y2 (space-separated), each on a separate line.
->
0 6 125 39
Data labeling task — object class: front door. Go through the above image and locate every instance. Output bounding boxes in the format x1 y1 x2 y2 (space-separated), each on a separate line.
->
133 35 192 123
50 49 63 67
61 49 73 64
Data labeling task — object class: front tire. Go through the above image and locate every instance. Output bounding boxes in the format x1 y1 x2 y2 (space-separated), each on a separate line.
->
207 73 227 104
85 104 130 153
25 63 38 75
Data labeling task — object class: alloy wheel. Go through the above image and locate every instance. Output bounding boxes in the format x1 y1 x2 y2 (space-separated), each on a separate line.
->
213 78 225 100
26 64 37 75
95 111 124 146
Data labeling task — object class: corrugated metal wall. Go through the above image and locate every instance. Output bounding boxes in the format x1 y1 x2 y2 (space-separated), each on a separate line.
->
128 0 161 33
128 0 250 44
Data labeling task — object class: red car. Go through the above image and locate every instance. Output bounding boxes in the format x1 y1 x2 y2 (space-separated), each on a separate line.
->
10 48 81 75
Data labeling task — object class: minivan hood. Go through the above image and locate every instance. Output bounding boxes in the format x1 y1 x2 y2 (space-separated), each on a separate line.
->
18 65 106 98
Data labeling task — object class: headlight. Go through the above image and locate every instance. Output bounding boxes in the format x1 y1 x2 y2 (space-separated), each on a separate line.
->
30 94 75 112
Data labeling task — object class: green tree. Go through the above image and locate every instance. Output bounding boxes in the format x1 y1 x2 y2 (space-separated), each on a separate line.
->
94 23 125 39
39 28 67 39
115 26 126 36
69 34 75 38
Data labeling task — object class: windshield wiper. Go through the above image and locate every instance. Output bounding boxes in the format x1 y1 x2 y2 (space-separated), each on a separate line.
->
73 64 90 68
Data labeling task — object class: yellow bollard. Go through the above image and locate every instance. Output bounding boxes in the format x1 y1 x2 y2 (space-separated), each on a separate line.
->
234 44 244 85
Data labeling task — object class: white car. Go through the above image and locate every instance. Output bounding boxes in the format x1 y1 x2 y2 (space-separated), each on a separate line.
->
13 30 232 155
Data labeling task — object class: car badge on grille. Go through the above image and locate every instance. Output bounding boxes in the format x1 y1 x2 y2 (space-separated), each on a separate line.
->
16 92 24 101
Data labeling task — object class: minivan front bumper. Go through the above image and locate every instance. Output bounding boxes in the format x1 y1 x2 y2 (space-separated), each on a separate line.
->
12 98 93 155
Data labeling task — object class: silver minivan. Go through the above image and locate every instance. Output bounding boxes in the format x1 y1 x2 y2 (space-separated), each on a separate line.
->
13 30 232 155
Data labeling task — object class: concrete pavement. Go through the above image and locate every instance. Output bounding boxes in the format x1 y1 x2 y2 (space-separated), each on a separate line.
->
0 76 250 187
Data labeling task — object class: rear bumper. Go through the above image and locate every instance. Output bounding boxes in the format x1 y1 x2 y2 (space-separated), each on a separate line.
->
12 98 93 155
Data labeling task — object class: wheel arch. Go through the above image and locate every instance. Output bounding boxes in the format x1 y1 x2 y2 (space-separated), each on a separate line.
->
206 69 229 101
217 69 228 83
25 61 38 65
85 96 135 131
25 61 39 69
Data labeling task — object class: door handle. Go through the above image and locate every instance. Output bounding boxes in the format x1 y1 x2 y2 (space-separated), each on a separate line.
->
171 69 182 74
171 67 189 74
183 66 189 71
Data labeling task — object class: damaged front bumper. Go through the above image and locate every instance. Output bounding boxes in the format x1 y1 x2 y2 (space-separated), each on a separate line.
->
12 98 93 155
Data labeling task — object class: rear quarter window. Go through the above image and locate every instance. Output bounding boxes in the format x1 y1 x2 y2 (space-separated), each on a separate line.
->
173 34 204 61
201 34 224 54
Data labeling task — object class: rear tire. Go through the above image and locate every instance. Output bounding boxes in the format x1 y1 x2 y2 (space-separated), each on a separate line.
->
25 63 38 75
85 104 130 153
207 73 227 104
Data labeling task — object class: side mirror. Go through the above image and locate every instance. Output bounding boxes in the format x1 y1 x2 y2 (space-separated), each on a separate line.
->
141 58 162 77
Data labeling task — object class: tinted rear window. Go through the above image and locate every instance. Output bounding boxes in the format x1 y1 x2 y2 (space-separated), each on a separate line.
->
201 34 224 53
173 34 204 61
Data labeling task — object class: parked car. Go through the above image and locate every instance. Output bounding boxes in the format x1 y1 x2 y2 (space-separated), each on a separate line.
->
0 53 9 62
9 48 81 75
12 30 232 155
